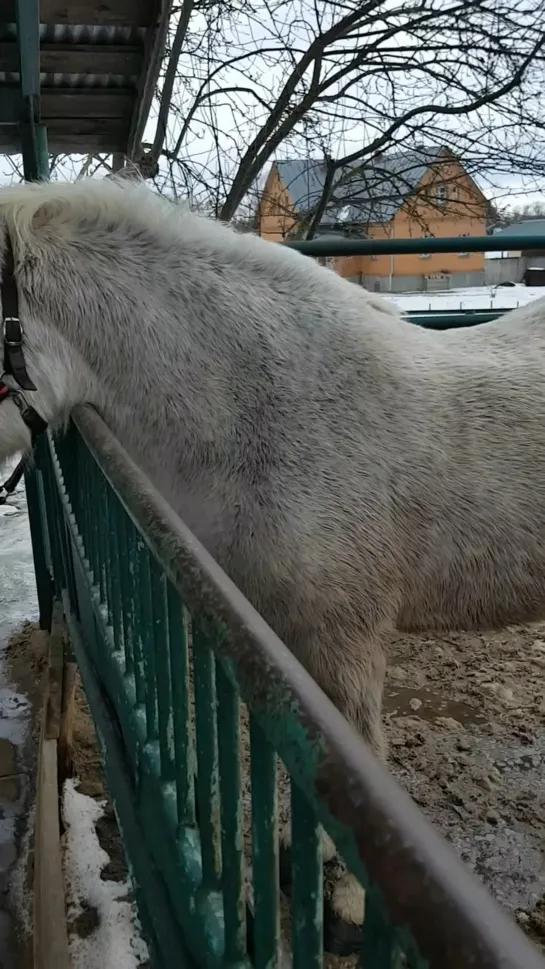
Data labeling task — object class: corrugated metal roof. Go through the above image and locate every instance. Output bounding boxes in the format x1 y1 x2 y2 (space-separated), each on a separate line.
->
0 1 171 157
276 149 443 226
493 219 545 238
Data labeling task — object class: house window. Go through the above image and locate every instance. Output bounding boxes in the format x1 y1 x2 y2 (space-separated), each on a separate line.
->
435 184 448 207
458 233 470 257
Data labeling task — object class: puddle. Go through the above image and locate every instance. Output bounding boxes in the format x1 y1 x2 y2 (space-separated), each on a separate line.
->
384 685 487 726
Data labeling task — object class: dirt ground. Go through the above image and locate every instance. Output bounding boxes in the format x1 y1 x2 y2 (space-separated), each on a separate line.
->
5 624 148 968
384 621 545 951
6 618 544 962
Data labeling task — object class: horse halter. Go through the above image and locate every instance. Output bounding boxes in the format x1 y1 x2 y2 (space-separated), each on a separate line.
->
0 232 48 505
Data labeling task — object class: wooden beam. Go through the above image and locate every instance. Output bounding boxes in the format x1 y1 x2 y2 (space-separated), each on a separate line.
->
0 43 143 76
0 119 128 153
41 88 135 120
0 85 134 120
0 0 154 24
46 118 128 152
40 0 157 27
34 733 70 969
126 0 172 159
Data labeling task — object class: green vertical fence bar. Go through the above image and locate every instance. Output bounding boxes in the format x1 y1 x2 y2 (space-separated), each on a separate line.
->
361 887 399 967
138 541 158 741
150 564 176 784
118 509 134 676
106 488 123 653
290 783 323 969
216 660 246 964
250 716 280 969
94 458 107 603
166 588 195 827
128 520 146 705
193 618 221 887
85 449 100 588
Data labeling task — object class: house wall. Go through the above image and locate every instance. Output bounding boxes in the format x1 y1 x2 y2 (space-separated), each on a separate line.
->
258 159 488 285
351 270 485 293
257 165 297 241
332 161 487 281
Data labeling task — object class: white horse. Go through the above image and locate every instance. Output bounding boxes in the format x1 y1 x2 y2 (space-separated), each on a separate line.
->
1 177 545 930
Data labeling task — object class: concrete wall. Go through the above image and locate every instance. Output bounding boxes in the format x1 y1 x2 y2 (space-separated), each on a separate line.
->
484 258 524 286
484 255 545 286
348 270 485 293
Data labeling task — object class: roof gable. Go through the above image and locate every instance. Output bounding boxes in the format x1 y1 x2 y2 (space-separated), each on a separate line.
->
275 149 466 226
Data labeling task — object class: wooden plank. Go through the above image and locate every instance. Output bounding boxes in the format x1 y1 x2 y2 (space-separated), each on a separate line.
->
0 0 155 25
49 117 128 150
34 718 70 969
41 88 135 120
40 0 158 27
0 119 128 154
126 0 172 157
0 43 143 76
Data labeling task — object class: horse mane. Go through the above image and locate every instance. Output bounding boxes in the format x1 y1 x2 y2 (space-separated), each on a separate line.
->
0 176 183 252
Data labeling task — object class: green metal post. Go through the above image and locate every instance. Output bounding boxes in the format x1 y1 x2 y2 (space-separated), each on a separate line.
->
14 0 53 628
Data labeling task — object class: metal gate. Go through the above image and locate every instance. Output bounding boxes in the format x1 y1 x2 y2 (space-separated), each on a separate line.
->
30 405 545 969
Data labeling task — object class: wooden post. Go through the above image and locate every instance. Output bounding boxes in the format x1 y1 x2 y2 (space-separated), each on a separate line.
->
58 652 78 787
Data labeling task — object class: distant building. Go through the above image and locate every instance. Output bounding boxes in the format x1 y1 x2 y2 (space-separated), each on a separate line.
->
485 219 545 286
257 147 488 292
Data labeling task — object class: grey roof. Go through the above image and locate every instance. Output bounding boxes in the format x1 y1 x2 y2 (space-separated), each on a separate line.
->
492 219 545 238
276 149 444 226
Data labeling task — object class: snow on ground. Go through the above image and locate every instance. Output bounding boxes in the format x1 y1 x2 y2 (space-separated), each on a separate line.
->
62 779 149 969
0 459 37 640
385 284 545 314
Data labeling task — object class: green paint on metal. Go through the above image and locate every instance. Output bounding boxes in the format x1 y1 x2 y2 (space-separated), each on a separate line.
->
167 589 196 827
216 660 247 965
249 717 280 969
290 783 323 969
286 233 545 256
30 413 538 969
193 620 222 889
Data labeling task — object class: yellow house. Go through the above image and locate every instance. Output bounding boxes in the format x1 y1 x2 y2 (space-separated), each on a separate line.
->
257 148 488 291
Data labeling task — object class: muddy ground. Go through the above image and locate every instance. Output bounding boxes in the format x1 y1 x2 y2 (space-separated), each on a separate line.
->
6 617 545 962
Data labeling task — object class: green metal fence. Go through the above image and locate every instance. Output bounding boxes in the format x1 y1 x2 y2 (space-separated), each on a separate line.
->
286 232 544 329
31 405 545 969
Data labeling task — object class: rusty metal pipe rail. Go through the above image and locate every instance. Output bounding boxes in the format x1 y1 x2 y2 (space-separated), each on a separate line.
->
71 403 545 969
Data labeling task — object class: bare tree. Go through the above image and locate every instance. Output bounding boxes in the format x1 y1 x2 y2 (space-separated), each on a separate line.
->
7 0 545 227
134 0 545 228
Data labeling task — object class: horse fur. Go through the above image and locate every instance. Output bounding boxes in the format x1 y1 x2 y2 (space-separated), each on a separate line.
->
2 176 545 764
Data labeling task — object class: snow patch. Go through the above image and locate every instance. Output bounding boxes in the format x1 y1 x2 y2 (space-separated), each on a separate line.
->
62 780 149 969
385 284 545 314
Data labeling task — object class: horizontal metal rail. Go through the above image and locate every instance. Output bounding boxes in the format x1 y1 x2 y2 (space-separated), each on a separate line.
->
407 309 511 329
285 233 545 257
60 402 544 969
